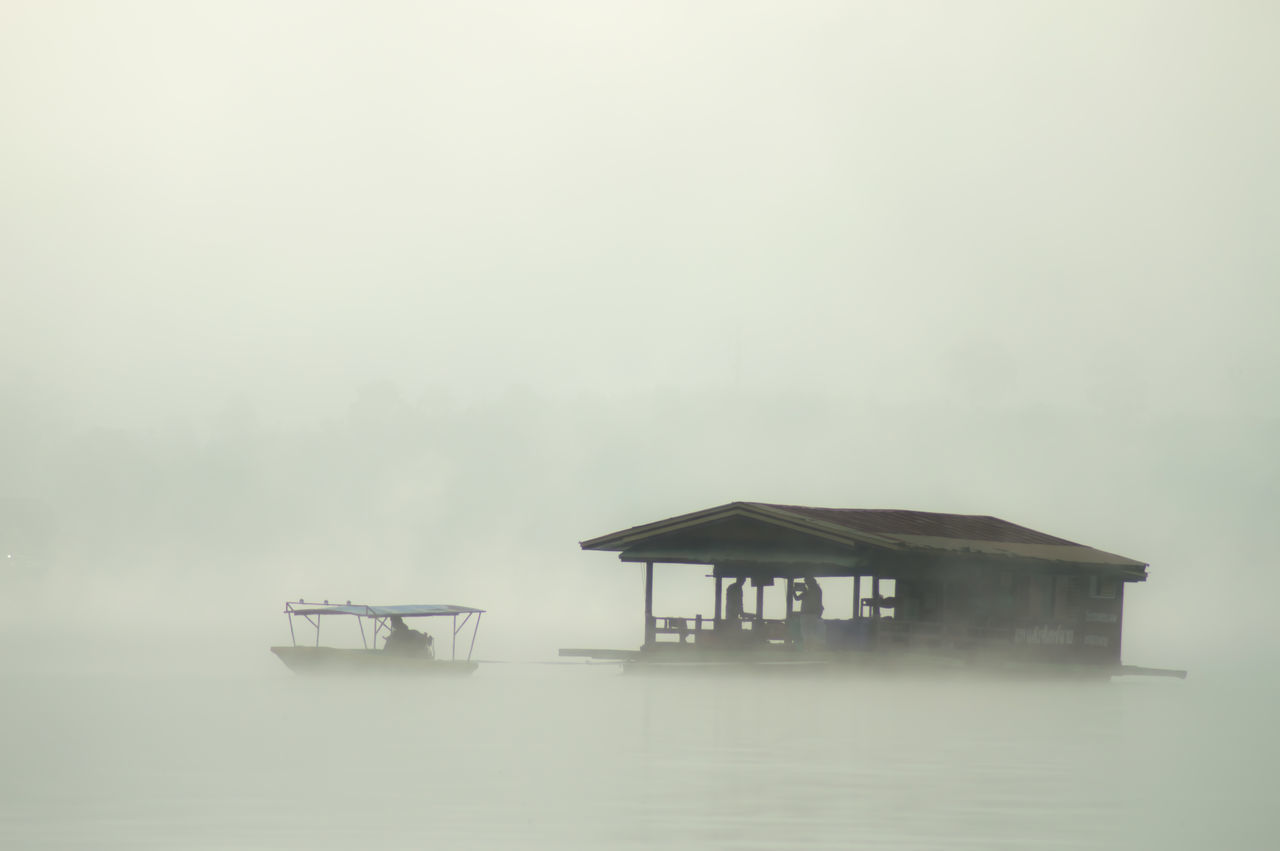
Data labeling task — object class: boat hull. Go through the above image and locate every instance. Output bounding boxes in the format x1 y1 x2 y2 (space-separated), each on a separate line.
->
270 646 478 675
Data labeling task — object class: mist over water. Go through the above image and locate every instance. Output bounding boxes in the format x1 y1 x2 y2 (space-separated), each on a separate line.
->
3 1 1278 848
2 667 1268 849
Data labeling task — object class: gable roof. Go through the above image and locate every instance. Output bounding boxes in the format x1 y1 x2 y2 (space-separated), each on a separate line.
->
580 502 1147 575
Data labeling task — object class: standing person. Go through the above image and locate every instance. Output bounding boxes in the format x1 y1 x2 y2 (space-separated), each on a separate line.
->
793 576 825 650
724 577 746 630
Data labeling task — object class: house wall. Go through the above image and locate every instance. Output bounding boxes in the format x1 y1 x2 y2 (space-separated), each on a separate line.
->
1077 575 1124 663
891 562 1126 664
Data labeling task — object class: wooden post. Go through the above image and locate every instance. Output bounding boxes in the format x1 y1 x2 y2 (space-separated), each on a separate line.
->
871 575 881 648
644 561 655 648
714 576 723 622
1115 581 1125 663
755 581 765 624
853 575 862 619
784 576 794 645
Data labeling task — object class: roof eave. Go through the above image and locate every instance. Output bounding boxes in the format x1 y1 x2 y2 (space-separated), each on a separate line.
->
579 501 902 555
579 502 745 551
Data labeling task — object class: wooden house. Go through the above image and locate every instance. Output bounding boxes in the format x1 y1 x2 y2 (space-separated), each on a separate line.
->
579 502 1161 672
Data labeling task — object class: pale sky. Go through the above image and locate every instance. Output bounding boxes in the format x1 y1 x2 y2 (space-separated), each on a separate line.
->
2 3 1277 668
3 2 1277 427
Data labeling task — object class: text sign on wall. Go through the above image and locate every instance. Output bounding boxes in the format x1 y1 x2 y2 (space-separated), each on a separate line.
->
1013 625 1075 646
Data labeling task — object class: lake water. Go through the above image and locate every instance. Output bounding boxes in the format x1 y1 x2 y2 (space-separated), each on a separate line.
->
0 664 1267 849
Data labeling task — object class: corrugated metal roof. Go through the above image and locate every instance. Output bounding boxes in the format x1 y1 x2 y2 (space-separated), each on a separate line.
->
760 505 1079 547
580 502 1147 573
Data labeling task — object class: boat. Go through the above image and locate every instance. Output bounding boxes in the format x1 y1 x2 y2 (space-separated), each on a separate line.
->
270 600 485 675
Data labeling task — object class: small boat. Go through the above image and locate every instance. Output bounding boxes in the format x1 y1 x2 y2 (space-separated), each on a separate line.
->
270 600 485 675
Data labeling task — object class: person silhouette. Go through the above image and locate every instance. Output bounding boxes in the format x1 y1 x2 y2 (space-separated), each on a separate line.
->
725 576 747 626
793 577 825 649
384 615 428 654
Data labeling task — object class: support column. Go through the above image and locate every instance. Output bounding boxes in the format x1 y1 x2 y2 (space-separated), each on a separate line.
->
644 561 655 648
853 575 862 619
871 575 881 647
755 581 765 623
714 575 723 622
784 577 796 646
1115 581 1125 664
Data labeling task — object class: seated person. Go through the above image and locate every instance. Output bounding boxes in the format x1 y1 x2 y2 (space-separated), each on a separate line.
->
383 615 432 656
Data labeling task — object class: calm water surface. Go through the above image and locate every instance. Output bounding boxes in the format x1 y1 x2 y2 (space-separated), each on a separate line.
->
0 665 1266 849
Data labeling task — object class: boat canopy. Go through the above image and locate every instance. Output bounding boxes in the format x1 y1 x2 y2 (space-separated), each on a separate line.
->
284 602 485 618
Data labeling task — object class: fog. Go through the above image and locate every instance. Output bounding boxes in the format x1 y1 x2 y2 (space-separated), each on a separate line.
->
2 2 1277 847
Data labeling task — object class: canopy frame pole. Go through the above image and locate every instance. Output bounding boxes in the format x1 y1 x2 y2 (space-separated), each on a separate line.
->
467 613 482 661
357 617 367 650
288 613 297 647
452 612 477 662
451 614 457 661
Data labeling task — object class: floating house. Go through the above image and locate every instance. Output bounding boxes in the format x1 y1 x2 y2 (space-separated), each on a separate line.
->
578 502 1179 675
